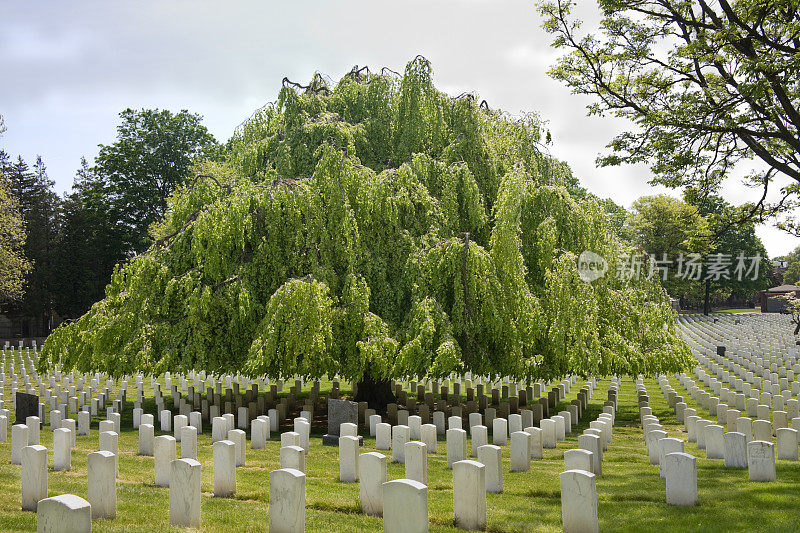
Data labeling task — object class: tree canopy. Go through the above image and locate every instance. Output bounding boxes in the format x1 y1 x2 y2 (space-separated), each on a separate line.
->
0 115 31 306
540 0 800 236
624 193 769 311
780 246 800 285
40 57 690 384
0 166 31 306
94 108 221 254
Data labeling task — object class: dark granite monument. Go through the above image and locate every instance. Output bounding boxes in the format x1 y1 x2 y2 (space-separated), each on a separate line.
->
322 398 362 446
15 392 39 426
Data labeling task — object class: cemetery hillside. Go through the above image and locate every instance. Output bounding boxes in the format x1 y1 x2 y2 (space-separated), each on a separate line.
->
38 57 690 393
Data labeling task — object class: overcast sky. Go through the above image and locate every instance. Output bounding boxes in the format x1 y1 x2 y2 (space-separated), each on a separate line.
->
2 0 798 257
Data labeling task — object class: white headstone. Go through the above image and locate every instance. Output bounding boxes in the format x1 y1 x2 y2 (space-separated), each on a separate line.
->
492 418 508 446
421 424 437 454
181 425 197 460
22 444 47 511
392 425 410 463
382 479 428 533
405 440 427 484
212 417 227 443
560 469 598 533
53 428 71 472
269 468 305 533
251 418 268 449
468 413 481 432
340 422 358 437
658 438 684 478
213 440 236 497
138 423 154 456
99 430 119 476
169 458 201 528
154 435 176 487
723 431 747 468
11 424 29 465
160 409 172 432
228 428 246 466
541 419 556 449
471 425 488 457
525 426 543 460
664 452 697 506
748 440 776 482
280 445 306 472
339 435 360 482
293 418 310 453
237 406 249 430
26 416 40 445
578 433 602 475
446 428 467 469
376 422 391 451
369 414 382 437
359 452 386 516
36 494 91 533
510 431 530 472
564 448 593 473
776 428 798 460
281 431 300 448
173 414 188 442
87 450 116 518
453 460 486 530
477 444 502 493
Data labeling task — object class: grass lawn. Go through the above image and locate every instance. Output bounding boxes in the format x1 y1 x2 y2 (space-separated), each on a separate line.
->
0 353 798 531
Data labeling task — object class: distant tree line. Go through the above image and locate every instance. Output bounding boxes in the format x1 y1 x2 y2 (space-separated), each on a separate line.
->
0 109 219 336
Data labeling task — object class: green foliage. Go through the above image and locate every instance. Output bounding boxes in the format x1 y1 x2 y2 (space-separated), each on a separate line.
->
624 192 770 309
51 158 127 318
781 246 800 285
0 177 30 305
94 108 221 253
0 117 31 305
42 57 690 380
1 155 60 320
540 0 800 236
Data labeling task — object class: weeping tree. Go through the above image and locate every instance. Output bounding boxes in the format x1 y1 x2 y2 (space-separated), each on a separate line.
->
40 57 691 408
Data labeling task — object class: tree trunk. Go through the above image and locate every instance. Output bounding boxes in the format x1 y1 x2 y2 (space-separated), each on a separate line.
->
354 374 396 413
703 279 711 316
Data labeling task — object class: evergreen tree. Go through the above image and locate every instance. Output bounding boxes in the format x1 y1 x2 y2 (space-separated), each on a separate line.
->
53 158 128 317
5 155 61 334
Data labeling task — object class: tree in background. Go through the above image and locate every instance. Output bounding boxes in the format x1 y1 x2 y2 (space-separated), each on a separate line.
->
52 158 127 317
42 58 691 407
0 115 32 306
683 191 770 313
624 195 711 298
93 108 220 254
0 181 30 305
624 193 769 313
2 155 61 334
780 246 800 285
540 0 800 236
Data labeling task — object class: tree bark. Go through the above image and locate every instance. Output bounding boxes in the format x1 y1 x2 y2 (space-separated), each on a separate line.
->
704 279 711 316
354 374 396 413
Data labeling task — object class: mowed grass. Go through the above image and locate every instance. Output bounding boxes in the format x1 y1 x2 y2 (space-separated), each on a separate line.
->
0 356 798 531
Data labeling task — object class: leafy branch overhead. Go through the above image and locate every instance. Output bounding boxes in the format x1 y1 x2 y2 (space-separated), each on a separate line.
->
540 0 800 235
40 57 690 381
